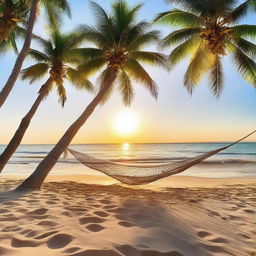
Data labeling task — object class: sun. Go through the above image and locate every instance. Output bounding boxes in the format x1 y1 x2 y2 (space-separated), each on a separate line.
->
114 110 139 136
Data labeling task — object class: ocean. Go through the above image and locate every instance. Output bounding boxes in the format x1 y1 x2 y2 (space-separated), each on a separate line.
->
0 143 255 179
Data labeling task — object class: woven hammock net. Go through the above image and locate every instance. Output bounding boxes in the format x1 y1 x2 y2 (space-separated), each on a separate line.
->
69 131 255 185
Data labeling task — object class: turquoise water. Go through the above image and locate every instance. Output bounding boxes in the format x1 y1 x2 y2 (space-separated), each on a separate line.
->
0 143 255 178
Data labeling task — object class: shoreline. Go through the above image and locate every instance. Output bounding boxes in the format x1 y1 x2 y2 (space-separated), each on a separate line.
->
2 174 256 189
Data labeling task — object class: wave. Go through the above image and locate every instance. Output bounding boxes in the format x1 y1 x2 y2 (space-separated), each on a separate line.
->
16 151 49 154
9 157 256 165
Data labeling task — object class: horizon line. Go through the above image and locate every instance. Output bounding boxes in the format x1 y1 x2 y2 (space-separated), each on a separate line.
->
1 141 256 146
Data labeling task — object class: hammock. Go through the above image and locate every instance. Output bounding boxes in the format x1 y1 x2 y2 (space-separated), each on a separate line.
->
68 131 256 185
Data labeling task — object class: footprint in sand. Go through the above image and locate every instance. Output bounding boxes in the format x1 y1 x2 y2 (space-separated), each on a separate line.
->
37 220 59 227
93 211 109 217
118 221 135 228
63 247 81 253
99 199 112 205
197 231 229 244
69 249 122 256
28 208 48 215
2 226 22 232
197 231 212 239
11 238 39 248
47 234 73 249
79 216 105 225
86 224 105 232
243 209 255 214
115 244 184 256
79 216 106 232
0 209 10 214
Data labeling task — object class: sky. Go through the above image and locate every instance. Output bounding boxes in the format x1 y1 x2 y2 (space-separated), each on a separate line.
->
0 0 256 144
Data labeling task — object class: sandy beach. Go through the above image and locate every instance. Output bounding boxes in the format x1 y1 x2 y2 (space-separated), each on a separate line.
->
0 175 255 256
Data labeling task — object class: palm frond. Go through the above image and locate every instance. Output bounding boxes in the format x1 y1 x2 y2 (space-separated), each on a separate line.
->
223 0 254 24
68 48 103 62
90 1 113 35
118 70 134 106
154 9 201 27
78 25 110 48
209 55 224 97
232 25 256 39
166 0 237 15
232 37 256 58
161 27 201 47
56 81 67 107
78 57 106 77
184 43 215 93
229 42 256 86
124 58 158 99
127 30 160 51
97 68 117 105
42 0 71 28
130 51 168 69
28 49 51 62
169 35 201 66
112 0 142 32
66 67 93 91
21 63 49 84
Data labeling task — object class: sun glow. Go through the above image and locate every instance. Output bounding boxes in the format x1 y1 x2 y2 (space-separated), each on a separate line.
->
114 111 139 136
122 143 130 150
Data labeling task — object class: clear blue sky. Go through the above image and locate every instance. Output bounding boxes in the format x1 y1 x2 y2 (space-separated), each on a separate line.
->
0 0 255 144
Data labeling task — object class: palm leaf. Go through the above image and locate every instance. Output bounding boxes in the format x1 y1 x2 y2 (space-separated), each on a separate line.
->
118 70 134 106
169 35 201 66
127 30 160 51
154 9 201 27
229 42 256 86
66 67 93 91
28 49 51 62
232 37 256 58
97 68 117 104
124 58 158 98
184 43 215 93
56 80 67 107
78 57 106 77
161 27 201 47
209 55 224 97
222 0 254 24
130 51 168 69
232 25 256 39
21 63 49 83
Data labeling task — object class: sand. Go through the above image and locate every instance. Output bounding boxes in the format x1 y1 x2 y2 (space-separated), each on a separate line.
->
0 175 255 256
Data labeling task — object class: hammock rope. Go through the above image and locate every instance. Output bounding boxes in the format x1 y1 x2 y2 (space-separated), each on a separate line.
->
68 130 256 185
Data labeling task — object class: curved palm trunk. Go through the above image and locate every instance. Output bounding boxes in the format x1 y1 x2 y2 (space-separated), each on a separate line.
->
0 0 39 108
0 79 52 172
16 70 117 190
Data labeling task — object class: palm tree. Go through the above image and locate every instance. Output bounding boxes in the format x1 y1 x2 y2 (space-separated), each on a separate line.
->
0 0 71 108
154 0 256 96
0 0 29 53
16 0 167 190
0 30 92 173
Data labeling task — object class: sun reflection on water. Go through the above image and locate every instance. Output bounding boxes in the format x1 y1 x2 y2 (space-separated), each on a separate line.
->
122 143 130 151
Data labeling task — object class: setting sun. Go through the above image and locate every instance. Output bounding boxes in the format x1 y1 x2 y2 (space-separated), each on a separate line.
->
114 111 139 136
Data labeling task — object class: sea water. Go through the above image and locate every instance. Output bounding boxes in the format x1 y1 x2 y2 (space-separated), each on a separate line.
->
0 143 255 178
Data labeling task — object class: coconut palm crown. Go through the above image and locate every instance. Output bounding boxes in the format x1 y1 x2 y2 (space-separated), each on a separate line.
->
0 0 29 52
22 30 93 106
75 0 167 105
154 0 256 96
0 29 93 173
